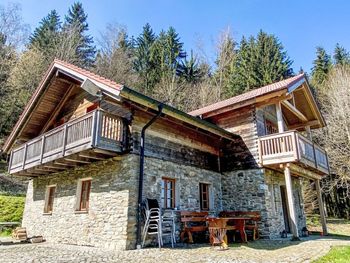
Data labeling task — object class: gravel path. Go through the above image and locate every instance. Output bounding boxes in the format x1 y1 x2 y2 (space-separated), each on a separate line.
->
1 236 350 263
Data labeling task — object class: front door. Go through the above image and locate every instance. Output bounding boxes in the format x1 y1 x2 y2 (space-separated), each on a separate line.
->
280 186 291 233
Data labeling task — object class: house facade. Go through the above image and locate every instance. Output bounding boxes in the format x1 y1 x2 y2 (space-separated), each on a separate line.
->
3 60 328 250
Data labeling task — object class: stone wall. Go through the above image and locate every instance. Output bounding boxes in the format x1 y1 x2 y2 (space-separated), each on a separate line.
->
142 156 222 212
222 168 307 239
22 155 139 250
22 153 223 250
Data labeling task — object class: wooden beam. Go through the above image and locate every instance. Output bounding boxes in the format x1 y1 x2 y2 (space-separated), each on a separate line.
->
64 157 91 164
281 100 308 122
43 164 66 170
283 164 300 240
276 101 284 132
79 152 105 160
315 179 328 235
54 160 77 167
289 163 322 180
255 93 292 108
288 120 320 130
92 149 119 156
40 84 76 134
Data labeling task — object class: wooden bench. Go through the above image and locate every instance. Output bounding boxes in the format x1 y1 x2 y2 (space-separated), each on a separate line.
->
180 211 208 243
219 211 261 240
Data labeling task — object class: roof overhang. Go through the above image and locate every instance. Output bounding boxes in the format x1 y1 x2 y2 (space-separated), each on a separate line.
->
3 60 240 153
2 62 122 153
189 74 326 129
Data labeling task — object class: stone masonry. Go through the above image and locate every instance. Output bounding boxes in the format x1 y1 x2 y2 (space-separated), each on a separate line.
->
22 153 222 250
22 155 139 251
222 168 306 238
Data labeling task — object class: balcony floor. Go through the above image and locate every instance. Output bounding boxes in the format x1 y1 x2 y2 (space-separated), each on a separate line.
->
13 148 119 177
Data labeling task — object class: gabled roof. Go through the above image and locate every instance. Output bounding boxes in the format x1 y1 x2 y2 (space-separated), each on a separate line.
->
3 60 239 153
188 74 305 116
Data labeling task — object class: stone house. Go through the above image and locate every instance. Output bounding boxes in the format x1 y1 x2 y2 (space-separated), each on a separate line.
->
3 60 328 250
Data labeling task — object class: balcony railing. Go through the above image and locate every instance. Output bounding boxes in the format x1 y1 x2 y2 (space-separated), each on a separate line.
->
258 131 329 175
9 109 126 175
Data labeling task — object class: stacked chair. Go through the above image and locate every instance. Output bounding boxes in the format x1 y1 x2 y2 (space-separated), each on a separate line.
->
141 198 176 248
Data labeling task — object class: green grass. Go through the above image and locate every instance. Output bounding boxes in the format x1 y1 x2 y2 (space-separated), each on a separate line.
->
313 246 350 263
0 195 25 236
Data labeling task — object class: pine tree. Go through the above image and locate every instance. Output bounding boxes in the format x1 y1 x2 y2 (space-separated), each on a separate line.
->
29 10 61 54
177 50 203 83
311 47 332 88
152 27 185 78
64 2 96 67
229 31 293 95
333 43 350 66
133 23 157 92
255 30 293 85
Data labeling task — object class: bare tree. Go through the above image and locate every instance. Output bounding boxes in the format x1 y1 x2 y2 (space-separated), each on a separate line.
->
318 66 350 199
0 2 30 48
95 23 138 86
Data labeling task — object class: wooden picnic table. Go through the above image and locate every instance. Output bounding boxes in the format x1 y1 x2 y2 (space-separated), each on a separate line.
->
207 216 251 248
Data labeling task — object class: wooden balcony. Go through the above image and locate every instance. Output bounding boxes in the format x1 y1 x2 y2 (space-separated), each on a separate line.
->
258 131 329 175
8 109 127 176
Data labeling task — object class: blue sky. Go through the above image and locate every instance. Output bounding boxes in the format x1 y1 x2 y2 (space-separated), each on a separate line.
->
3 0 350 72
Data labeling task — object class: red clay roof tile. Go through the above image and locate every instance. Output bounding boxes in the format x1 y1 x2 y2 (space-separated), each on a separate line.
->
188 73 305 116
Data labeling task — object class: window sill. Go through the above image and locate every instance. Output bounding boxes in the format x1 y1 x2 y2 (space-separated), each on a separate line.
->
74 210 88 214
42 212 52 215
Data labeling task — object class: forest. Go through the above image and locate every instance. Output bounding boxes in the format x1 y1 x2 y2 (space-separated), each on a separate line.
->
0 2 349 218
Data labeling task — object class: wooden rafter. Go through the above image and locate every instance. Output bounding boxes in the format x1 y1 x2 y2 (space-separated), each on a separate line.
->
40 84 76 134
281 100 308 122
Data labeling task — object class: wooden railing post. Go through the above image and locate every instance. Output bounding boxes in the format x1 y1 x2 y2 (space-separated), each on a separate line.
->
94 110 102 147
39 136 45 164
22 143 28 170
62 124 68 157
91 110 97 147
8 151 13 173
312 143 318 169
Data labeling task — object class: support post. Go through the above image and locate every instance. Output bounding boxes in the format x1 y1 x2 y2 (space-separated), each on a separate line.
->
276 101 284 133
315 179 328 235
284 164 300 240
305 125 312 140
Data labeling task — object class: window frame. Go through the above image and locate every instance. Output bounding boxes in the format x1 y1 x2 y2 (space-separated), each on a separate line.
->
75 178 92 212
43 185 56 214
199 183 210 211
161 177 176 209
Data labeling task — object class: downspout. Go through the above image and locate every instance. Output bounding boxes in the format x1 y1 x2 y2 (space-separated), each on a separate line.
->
136 104 163 249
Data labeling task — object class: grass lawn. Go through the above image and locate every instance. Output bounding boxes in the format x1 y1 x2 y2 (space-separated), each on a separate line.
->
0 195 25 236
313 246 350 263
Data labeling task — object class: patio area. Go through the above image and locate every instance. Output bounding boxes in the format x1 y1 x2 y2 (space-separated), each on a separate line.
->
1 235 350 263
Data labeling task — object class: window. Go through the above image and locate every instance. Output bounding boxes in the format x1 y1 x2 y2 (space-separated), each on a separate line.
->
76 179 91 212
161 178 175 208
199 183 210 211
44 185 56 214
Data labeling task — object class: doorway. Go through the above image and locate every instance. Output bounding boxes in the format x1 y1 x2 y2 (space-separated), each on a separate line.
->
280 186 291 233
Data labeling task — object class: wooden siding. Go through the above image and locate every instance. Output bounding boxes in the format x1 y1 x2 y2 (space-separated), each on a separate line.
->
131 109 221 171
209 105 259 167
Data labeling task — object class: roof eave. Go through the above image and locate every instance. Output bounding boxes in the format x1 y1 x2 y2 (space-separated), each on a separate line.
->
120 87 239 141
